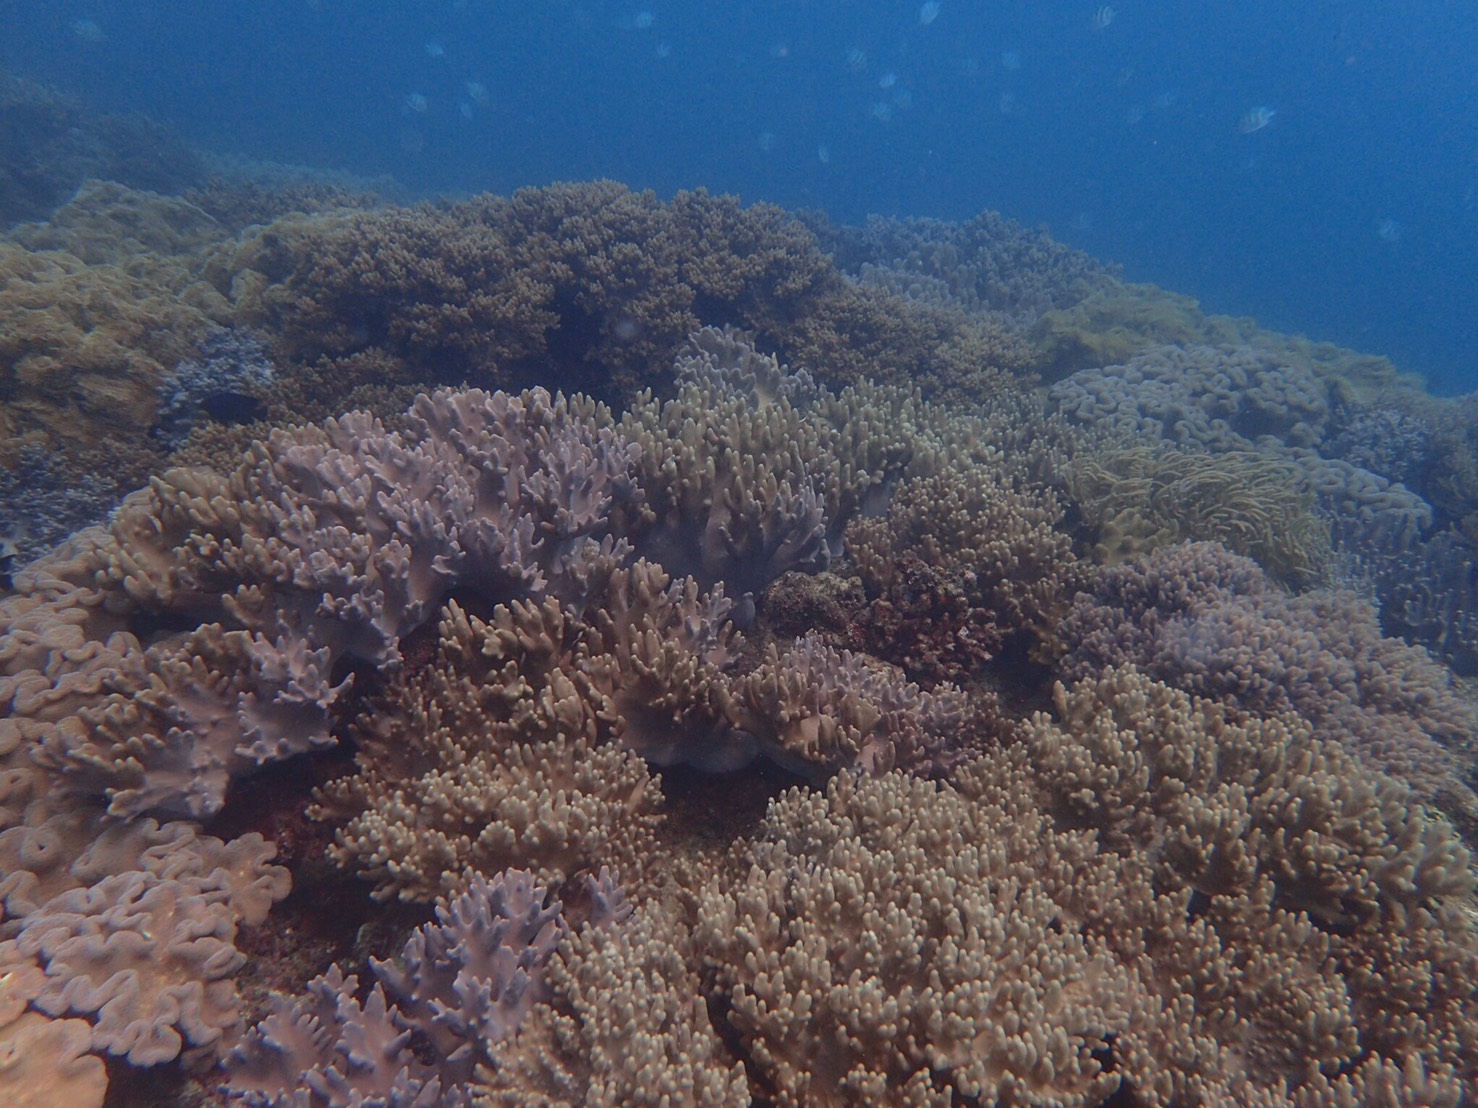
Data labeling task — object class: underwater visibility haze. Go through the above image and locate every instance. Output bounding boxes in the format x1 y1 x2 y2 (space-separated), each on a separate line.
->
1 2 1478 1106
4 0 1477 392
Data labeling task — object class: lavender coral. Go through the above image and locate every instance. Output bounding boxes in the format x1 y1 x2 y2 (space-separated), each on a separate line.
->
1060 541 1477 812
224 868 627 1108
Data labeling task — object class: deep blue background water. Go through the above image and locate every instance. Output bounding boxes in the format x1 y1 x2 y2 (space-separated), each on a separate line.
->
4 0 1475 393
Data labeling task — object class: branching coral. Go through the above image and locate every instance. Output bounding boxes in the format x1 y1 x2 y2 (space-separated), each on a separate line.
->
1060 542 1478 814
225 868 628 1107
699 666 1478 1105
616 333 941 603
846 466 1084 678
313 598 664 903
479 900 748 1105
726 632 974 781
697 768 1135 1106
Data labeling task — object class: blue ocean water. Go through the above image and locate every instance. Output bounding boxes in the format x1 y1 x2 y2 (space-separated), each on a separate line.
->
2 0 1475 393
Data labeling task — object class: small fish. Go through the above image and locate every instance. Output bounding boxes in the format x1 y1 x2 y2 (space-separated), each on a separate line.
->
846 48 868 72
1092 5 1116 30
871 101 894 122
817 144 831 164
465 80 489 104
655 41 672 58
1238 105 1276 133
878 71 897 89
200 392 268 426
424 41 445 58
769 41 790 59
1376 218 1401 243
633 10 654 29
404 92 429 113
919 2 941 26
757 131 776 151
69 18 104 42
459 101 474 119
1001 49 1022 71
0 538 17 592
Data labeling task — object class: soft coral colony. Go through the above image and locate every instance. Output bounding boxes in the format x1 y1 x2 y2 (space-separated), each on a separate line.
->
0 173 1476 1107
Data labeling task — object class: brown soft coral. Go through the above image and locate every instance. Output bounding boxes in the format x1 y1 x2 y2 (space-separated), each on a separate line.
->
846 466 1084 680
219 181 1027 407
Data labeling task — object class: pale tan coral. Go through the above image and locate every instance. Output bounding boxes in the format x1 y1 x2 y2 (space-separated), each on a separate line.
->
726 632 972 780
698 769 1134 1107
0 944 106 1108
1025 667 1478 1101
694 666 1478 1105
315 599 664 902
478 903 749 1106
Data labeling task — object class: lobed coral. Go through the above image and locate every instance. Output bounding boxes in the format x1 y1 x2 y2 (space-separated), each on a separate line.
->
1051 342 1332 454
819 207 1117 320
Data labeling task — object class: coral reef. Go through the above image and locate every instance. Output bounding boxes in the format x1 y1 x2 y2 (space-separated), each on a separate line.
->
1060 542 1478 815
0 70 204 228
0 115 1476 1105
1063 445 1331 583
816 206 1117 320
